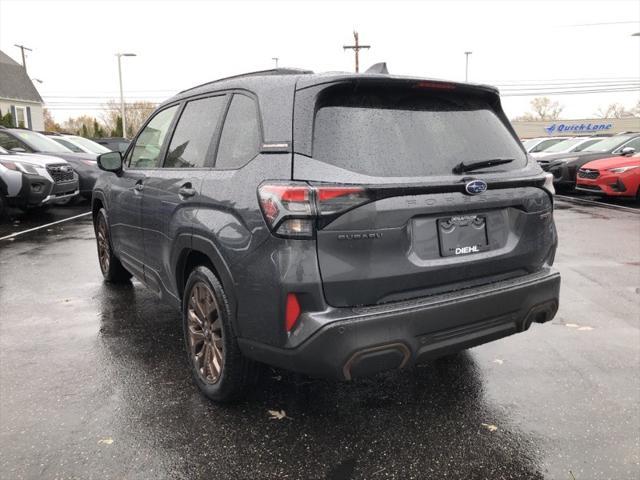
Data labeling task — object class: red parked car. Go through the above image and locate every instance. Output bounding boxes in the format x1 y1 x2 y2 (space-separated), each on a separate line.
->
576 154 640 200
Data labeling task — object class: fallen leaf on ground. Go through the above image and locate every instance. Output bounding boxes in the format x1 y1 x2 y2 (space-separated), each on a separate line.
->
565 323 580 328
481 423 498 432
98 437 114 445
268 409 287 420
578 326 593 331
492 359 504 365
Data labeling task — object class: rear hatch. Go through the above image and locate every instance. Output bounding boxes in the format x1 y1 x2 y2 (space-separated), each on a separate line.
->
292 77 555 308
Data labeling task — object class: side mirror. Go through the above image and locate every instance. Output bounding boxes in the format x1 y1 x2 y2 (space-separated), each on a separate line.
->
97 151 123 173
620 147 636 156
10 147 26 153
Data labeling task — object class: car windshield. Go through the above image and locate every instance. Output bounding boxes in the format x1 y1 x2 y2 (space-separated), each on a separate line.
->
542 138 586 153
581 135 634 153
68 136 110 154
522 139 539 149
53 137 84 153
313 85 527 177
12 130 74 153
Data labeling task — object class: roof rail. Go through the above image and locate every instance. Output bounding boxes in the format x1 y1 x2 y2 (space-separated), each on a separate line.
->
178 68 313 95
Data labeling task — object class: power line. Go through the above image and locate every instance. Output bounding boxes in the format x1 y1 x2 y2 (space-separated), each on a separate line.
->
502 87 640 97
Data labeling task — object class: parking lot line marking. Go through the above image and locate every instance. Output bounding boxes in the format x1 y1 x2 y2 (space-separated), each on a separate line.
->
555 195 639 214
0 211 92 241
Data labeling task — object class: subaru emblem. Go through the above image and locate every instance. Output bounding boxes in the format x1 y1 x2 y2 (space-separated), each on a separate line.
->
465 180 487 195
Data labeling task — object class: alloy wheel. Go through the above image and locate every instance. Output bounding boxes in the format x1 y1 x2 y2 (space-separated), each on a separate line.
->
96 217 111 273
187 282 224 384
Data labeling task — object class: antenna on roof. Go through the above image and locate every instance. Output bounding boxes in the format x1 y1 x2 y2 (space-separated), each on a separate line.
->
365 62 389 74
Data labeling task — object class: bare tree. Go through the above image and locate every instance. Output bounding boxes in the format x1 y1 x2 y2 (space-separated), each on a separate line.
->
512 97 564 121
595 102 637 119
60 115 98 136
530 97 564 120
102 100 157 137
43 108 61 132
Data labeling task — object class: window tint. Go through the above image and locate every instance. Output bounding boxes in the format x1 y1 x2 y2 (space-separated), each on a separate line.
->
129 105 178 168
312 85 526 177
165 96 226 168
0 132 25 151
573 139 600 152
53 138 84 152
530 138 564 153
216 94 260 169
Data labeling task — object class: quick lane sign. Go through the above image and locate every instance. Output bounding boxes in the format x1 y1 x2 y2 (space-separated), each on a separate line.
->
544 122 613 135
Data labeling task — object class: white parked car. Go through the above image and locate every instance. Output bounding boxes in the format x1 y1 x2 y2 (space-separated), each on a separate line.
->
45 133 111 155
530 137 605 159
521 137 570 154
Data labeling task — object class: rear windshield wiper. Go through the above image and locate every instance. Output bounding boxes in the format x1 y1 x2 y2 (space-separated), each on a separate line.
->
453 158 514 174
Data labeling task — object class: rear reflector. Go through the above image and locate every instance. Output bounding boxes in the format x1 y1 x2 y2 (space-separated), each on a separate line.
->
285 293 301 332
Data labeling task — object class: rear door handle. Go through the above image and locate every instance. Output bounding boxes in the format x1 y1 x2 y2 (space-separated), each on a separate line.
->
178 185 196 198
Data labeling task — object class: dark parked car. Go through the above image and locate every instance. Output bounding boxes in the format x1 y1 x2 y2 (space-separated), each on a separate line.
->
0 127 100 198
92 69 560 402
538 133 640 188
92 137 130 154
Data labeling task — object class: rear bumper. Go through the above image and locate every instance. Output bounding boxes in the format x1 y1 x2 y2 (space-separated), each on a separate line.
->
239 268 561 380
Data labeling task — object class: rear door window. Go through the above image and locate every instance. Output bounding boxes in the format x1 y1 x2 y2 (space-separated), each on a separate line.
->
215 94 261 169
165 95 227 168
129 105 178 169
312 85 526 177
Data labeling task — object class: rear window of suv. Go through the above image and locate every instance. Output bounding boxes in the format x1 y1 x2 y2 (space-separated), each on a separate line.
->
312 85 526 177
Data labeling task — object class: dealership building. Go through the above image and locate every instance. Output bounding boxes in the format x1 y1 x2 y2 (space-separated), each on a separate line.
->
512 117 640 139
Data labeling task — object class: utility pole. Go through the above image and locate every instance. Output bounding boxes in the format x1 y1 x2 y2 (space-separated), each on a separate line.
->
115 53 136 138
464 51 472 82
14 44 32 72
272 57 279 68
343 31 370 73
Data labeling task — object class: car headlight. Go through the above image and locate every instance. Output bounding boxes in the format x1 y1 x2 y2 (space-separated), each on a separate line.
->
0 159 39 175
608 166 638 174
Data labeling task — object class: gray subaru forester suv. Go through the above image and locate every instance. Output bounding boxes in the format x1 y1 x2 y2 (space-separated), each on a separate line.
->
92 69 560 402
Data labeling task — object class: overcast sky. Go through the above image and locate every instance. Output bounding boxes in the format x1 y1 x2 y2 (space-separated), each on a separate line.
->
1 0 638 122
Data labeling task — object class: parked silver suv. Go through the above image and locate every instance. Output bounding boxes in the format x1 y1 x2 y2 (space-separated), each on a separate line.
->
0 146 78 211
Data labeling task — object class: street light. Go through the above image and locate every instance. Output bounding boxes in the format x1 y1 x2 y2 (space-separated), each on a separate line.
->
116 53 136 138
464 51 472 82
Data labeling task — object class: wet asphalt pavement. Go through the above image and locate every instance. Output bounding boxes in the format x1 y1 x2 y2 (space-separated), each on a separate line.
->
0 198 639 480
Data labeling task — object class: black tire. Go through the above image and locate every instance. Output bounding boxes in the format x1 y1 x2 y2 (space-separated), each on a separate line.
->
94 208 132 283
182 266 257 402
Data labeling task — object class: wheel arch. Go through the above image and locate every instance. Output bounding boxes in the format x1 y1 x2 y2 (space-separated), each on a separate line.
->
174 235 238 325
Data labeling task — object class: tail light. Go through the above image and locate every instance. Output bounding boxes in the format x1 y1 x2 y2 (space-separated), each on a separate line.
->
258 182 370 238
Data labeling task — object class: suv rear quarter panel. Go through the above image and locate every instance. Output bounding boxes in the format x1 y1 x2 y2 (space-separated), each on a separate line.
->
189 153 325 347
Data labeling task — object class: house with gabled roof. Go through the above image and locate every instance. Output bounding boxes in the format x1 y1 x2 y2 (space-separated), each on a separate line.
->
0 49 44 130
